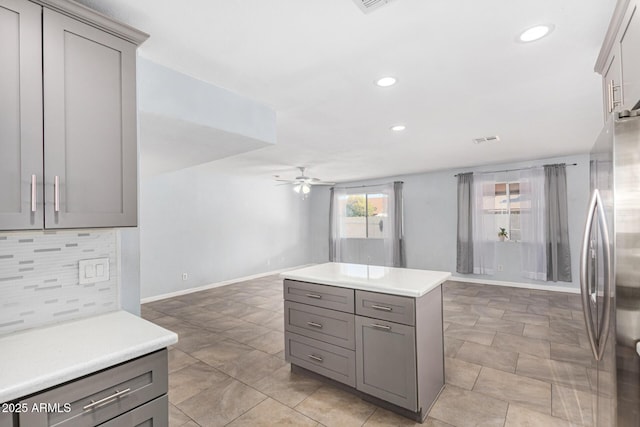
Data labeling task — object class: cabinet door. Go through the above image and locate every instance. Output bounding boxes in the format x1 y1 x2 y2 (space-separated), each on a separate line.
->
620 1 640 110
603 51 622 118
355 315 417 411
43 8 137 228
0 0 43 230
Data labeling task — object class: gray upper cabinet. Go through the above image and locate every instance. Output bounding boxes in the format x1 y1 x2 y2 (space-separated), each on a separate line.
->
596 0 640 116
619 1 640 110
0 0 147 231
0 0 43 230
43 8 138 228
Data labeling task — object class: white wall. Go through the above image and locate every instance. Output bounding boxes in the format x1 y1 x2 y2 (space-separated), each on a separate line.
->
139 162 311 299
310 154 590 290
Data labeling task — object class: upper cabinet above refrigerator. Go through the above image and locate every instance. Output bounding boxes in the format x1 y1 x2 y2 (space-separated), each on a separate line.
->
0 0 148 231
596 0 640 118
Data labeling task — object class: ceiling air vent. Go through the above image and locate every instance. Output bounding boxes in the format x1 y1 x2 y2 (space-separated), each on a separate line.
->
352 0 396 14
472 135 501 144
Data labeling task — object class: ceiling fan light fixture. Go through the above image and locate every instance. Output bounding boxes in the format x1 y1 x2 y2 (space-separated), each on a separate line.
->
293 184 302 193
302 183 311 194
390 124 406 132
375 76 397 87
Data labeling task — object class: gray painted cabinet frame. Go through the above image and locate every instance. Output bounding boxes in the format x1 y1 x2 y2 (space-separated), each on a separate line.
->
0 0 142 230
283 279 445 422
0 0 44 230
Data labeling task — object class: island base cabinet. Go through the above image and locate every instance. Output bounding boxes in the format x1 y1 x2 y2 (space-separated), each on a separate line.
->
355 316 417 411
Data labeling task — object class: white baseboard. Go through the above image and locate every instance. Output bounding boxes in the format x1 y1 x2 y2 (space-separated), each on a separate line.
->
447 275 580 294
140 264 314 304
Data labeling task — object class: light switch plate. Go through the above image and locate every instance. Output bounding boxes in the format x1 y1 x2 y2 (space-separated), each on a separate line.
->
79 258 110 284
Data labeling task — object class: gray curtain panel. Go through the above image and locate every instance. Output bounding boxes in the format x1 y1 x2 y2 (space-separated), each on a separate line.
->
544 164 572 282
393 181 406 267
456 173 473 274
329 187 336 262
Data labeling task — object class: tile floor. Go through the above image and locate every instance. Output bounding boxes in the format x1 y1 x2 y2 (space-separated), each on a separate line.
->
143 276 593 427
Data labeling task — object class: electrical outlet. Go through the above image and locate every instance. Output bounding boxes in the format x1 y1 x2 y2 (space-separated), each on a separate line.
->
79 258 110 284
497 264 504 272
182 273 188 281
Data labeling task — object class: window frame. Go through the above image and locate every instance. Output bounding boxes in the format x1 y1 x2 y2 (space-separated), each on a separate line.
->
339 192 388 239
493 181 522 242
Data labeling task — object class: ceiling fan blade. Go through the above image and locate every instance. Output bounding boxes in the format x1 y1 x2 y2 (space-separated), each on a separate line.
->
308 181 336 186
274 179 296 183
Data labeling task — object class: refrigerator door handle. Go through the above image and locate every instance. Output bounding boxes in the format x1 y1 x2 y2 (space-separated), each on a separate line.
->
580 189 601 360
595 191 613 361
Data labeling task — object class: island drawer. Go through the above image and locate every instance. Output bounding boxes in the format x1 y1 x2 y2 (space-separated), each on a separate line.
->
285 332 356 387
356 290 415 326
19 349 167 427
284 279 354 313
285 301 355 350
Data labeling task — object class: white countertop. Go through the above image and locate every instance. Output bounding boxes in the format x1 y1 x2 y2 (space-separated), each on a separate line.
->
0 310 178 403
281 263 451 297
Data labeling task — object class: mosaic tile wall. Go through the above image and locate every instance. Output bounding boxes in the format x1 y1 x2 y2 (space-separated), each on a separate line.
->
0 230 119 335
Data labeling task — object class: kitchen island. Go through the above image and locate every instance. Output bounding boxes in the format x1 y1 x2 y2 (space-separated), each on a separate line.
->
281 262 450 422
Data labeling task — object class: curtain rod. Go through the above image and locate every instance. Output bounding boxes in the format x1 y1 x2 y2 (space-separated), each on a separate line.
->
332 181 404 190
453 163 577 177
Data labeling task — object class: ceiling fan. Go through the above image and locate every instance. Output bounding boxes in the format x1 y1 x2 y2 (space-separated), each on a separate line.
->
275 167 335 196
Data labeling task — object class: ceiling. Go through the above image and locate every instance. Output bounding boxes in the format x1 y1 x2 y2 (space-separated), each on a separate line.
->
76 0 616 183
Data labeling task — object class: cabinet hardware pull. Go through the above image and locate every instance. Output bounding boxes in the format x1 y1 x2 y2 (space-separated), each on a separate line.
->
307 354 323 362
371 304 392 311
371 323 391 331
612 80 622 107
83 388 131 410
306 293 322 299
31 175 37 212
54 176 60 212
307 321 323 328
608 81 613 113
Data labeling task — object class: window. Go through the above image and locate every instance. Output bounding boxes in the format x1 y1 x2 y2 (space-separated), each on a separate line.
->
337 193 389 238
485 182 524 241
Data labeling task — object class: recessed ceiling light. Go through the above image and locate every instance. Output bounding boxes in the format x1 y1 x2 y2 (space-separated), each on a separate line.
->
375 76 397 87
390 125 406 132
518 25 554 42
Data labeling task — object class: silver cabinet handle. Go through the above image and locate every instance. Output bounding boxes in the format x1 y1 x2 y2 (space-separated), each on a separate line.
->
306 293 322 299
371 323 391 331
307 354 323 362
83 388 131 410
307 321 322 329
612 80 622 108
30 175 37 212
371 304 392 312
54 176 60 212
608 80 614 113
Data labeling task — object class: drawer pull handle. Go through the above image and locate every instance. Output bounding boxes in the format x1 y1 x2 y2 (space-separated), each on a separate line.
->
83 388 131 410
308 354 323 362
371 304 393 312
306 293 322 299
371 323 391 331
307 321 323 329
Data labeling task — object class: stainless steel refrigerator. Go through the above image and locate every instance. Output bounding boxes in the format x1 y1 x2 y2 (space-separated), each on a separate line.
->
581 109 640 426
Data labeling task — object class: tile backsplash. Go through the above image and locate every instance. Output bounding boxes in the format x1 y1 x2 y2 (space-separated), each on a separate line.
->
0 230 119 335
